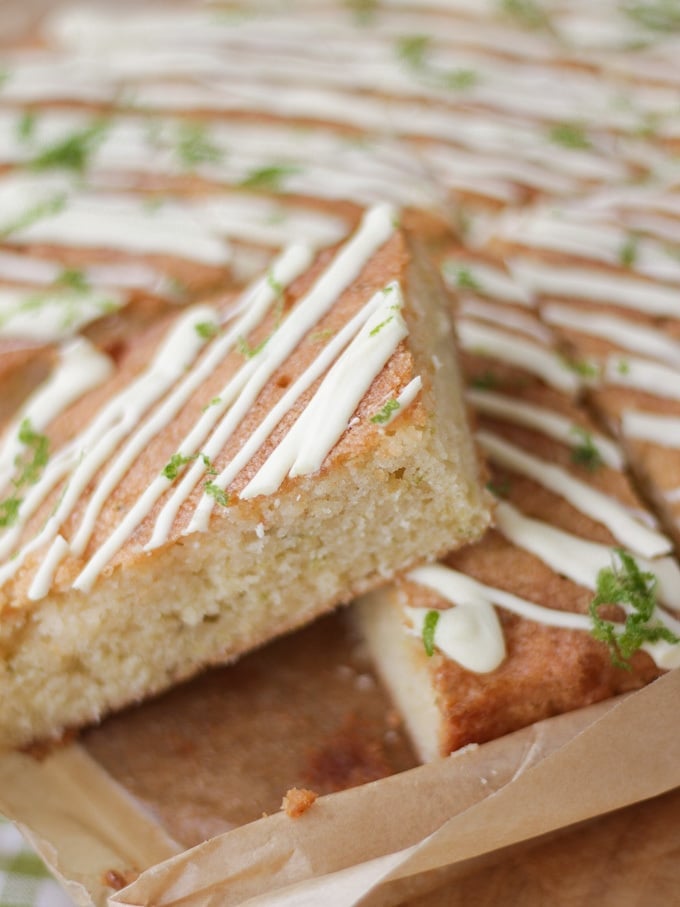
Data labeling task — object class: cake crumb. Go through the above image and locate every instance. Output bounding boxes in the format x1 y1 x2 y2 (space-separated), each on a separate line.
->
102 868 139 891
281 787 318 818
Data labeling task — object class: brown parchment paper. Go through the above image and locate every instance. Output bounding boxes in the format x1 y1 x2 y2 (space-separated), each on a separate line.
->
107 669 679 907
0 746 181 906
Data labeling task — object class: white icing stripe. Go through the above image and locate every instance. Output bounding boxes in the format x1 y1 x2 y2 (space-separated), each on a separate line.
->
0 286 125 342
459 299 551 343
605 355 680 401
476 429 671 558
0 176 230 267
73 204 396 588
0 338 113 492
510 258 680 317
495 500 680 611
456 319 579 394
65 244 313 588
187 206 398 527
408 563 680 670
496 212 680 282
442 260 532 306
68 248 312 558
27 534 69 602
148 275 390 546
466 389 623 469
409 564 592 632
542 303 680 369
0 305 216 587
0 249 170 296
622 411 680 449
239 282 408 503
390 375 422 423
404 599 506 673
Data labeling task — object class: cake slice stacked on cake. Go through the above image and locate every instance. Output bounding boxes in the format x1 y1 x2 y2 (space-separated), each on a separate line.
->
0 204 490 749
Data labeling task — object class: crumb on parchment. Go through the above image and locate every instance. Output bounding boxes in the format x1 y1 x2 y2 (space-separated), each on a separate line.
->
281 787 318 818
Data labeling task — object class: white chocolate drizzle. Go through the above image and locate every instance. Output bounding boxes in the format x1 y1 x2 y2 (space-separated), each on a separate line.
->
0 338 113 491
604 355 680 402
494 500 680 611
466 389 623 469
621 411 680 450
0 304 218 590
542 303 680 369
510 258 680 318
407 562 680 671
239 281 409 503
0 285 124 342
0 176 231 267
69 204 398 591
457 318 579 394
476 429 671 558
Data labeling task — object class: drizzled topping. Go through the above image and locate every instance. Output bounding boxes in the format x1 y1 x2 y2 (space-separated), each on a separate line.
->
0 204 419 600
477 429 671 558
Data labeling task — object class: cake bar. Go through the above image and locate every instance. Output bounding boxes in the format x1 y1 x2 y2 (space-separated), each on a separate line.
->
0 204 490 749
356 250 680 761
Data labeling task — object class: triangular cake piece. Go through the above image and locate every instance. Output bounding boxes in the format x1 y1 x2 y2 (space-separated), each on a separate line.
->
0 204 490 749
356 251 680 761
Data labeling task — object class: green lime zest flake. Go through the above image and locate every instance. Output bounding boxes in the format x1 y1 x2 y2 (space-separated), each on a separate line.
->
0 496 22 529
470 370 498 390
175 121 223 168
344 0 378 25
590 549 680 670
202 396 222 412
238 164 300 192
622 0 680 32
55 267 90 293
309 328 336 343
0 192 67 240
0 419 50 528
450 265 482 292
617 358 631 375
486 478 511 498
266 270 284 298
619 234 639 268
236 334 269 359
548 122 592 150
369 314 395 337
194 321 220 340
371 398 400 424
16 419 49 486
422 609 440 657
162 451 216 481
17 109 37 143
498 0 552 29
565 356 599 379
442 68 478 90
570 427 603 472
396 34 431 69
204 481 229 507
395 35 477 91
28 119 109 174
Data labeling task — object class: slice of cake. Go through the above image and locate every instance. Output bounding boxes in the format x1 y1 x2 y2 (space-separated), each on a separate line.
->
356 251 680 761
0 204 490 749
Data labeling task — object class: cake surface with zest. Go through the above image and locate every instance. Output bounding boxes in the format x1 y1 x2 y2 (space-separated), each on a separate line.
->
0 204 489 749
356 250 680 761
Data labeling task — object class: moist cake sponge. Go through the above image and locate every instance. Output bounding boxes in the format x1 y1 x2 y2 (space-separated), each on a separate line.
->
0 204 490 749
